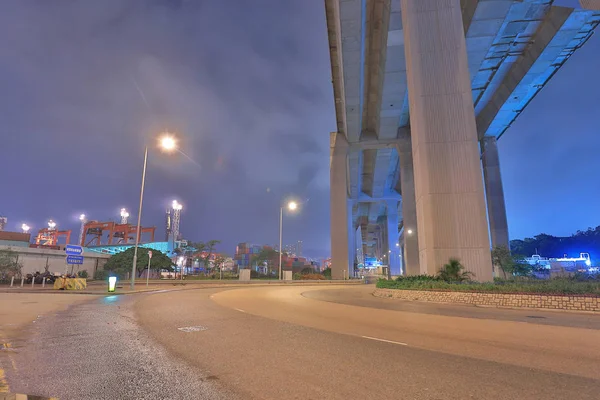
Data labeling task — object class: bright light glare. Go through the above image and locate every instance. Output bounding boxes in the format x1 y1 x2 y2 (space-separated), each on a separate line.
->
395 243 399 247
21 224 30 233
108 276 117 292
288 201 298 211
586 260 591 266
120 208 129 218
172 200 183 211
407 229 413 235
48 220 56 229
79 214 86 221
160 135 177 151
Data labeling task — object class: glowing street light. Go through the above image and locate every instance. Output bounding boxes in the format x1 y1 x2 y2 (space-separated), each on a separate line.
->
407 229 413 235
131 132 179 289
159 135 177 152
279 200 300 280
21 224 30 233
79 214 86 221
48 220 56 230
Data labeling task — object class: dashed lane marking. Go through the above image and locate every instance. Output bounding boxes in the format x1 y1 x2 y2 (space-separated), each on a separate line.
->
361 336 408 346
234 308 246 313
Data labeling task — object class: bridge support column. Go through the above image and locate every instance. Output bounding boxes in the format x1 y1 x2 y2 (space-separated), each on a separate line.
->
401 0 493 281
482 136 510 250
396 129 420 275
330 132 351 280
386 201 402 276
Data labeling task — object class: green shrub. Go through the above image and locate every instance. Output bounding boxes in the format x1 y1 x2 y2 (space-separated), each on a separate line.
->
437 259 473 282
77 270 88 278
323 267 331 278
94 269 109 281
395 274 438 282
377 276 600 295
295 273 326 280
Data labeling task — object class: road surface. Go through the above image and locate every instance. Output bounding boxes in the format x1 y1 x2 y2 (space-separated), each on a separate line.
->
2 285 599 399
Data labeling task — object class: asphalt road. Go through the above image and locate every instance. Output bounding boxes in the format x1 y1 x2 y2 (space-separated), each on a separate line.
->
3 285 600 399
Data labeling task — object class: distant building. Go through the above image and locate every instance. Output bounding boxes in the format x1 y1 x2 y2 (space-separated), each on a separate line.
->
296 240 303 257
0 216 6 231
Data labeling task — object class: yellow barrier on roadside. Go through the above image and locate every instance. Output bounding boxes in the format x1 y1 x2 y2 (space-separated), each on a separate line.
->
53 277 87 290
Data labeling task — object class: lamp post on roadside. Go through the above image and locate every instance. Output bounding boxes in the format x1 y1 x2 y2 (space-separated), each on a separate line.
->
279 201 298 280
130 134 177 289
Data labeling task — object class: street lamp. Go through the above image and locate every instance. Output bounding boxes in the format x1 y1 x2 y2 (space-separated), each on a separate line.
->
279 200 299 280
407 229 413 235
130 133 177 289
21 224 30 233
48 220 56 230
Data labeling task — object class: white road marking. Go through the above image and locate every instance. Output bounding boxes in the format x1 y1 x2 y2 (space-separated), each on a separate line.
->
178 326 208 333
234 308 246 313
361 336 408 346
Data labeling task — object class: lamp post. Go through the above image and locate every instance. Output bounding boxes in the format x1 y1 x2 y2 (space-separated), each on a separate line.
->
130 134 177 289
279 201 298 281
21 224 30 234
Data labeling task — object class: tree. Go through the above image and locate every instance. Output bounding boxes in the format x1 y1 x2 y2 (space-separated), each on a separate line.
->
491 246 512 278
203 240 221 273
252 248 278 276
103 247 174 277
0 248 22 280
213 255 226 276
437 259 473 282
504 256 533 277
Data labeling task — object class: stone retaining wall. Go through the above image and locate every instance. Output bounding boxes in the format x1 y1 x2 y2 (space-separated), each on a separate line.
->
374 288 600 312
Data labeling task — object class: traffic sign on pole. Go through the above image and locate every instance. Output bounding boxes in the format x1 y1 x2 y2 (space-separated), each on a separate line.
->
148 250 153 259
66 255 84 265
65 245 83 256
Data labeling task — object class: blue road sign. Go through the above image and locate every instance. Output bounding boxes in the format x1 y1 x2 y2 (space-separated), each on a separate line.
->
65 245 83 255
66 255 84 265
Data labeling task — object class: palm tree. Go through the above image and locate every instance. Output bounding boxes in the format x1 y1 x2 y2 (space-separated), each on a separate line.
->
204 240 220 274
437 259 474 282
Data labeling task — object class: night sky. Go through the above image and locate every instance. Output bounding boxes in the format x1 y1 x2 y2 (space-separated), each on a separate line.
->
1 0 599 258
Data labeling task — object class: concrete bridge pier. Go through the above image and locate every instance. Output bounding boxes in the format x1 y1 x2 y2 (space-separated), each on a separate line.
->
401 0 493 281
482 136 510 251
330 132 352 280
386 200 402 276
396 129 420 276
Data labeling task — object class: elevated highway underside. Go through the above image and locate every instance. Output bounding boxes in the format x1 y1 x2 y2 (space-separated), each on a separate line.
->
325 0 600 279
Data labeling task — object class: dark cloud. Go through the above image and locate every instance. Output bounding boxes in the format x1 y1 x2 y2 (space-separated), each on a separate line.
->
0 0 334 257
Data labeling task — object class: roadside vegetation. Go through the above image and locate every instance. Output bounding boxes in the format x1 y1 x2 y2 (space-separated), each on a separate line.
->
0 248 23 283
377 258 600 296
